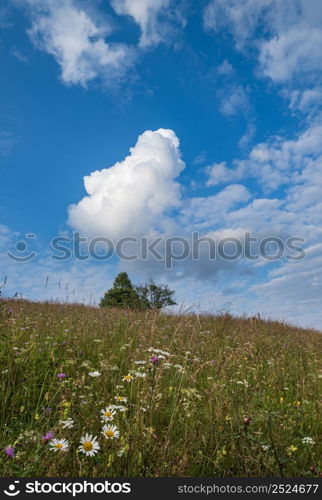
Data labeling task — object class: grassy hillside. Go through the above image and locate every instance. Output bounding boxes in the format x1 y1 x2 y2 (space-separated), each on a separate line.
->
0 299 321 477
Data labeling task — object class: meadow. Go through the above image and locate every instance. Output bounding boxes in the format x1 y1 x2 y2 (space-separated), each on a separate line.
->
0 299 321 477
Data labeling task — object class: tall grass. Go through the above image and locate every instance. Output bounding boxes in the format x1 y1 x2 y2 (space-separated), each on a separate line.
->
0 299 321 477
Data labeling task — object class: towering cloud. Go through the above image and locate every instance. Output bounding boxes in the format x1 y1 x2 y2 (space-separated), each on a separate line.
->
68 128 185 239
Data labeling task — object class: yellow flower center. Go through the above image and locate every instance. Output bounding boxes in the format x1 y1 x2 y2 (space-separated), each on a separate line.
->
118 397 124 401
106 430 115 438
83 441 93 451
104 411 112 417
56 443 63 449
124 375 132 381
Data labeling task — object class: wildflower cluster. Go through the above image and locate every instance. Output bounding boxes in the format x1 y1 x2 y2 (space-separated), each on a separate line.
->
46 403 123 458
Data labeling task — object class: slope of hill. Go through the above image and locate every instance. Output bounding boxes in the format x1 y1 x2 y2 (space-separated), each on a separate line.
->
0 299 321 477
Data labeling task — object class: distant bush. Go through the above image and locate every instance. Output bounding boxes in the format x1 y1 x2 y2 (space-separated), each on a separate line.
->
135 279 176 310
100 273 176 310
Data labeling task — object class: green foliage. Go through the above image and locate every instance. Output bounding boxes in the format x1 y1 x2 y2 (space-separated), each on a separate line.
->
100 273 177 310
136 279 176 310
100 272 141 309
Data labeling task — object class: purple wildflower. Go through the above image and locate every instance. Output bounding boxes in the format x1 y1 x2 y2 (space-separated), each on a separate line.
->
57 373 67 380
5 446 15 458
150 356 159 364
42 431 54 443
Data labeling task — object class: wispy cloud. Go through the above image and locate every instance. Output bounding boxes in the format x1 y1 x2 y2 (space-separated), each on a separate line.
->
0 129 15 157
111 0 185 47
24 0 135 87
218 84 250 117
204 0 322 91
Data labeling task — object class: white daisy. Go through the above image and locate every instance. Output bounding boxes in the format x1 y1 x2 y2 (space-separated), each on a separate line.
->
123 374 133 383
78 434 100 456
88 371 101 377
102 424 120 440
49 438 69 453
100 407 116 422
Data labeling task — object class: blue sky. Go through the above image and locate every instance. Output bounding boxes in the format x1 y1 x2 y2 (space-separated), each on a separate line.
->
1 0 322 329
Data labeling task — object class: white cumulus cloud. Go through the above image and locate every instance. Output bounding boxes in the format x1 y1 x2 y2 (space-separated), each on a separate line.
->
68 128 185 239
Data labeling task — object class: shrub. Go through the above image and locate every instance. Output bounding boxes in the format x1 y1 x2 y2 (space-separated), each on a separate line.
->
100 273 176 310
